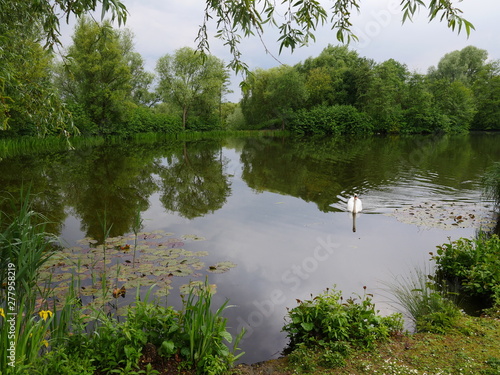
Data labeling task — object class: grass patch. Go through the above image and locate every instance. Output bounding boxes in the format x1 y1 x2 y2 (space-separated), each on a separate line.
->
232 315 500 375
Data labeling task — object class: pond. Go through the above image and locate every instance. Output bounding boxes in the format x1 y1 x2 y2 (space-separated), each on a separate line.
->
1 132 499 364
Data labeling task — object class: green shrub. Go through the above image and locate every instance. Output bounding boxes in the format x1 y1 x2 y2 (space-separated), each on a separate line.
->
289 105 373 135
282 286 403 352
120 106 183 136
432 234 500 308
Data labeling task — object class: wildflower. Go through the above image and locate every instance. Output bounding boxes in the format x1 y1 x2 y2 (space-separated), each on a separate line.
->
0 308 5 318
42 339 49 348
38 310 53 321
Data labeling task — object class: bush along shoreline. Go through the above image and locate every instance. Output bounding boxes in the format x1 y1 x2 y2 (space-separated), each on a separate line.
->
1 189 499 374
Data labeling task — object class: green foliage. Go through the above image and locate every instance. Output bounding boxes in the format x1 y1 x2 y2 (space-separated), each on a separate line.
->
198 0 472 74
58 17 133 135
127 302 180 356
283 286 403 352
428 46 488 86
289 105 373 135
0 188 56 297
385 266 462 333
33 345 97 375
432 235 500 307
363 59 408 133
472 66 500 130
120 106 183 136
179 280 245 374
430 79 476 132
241 66 308 130
156 47 229 130
0 0 125 137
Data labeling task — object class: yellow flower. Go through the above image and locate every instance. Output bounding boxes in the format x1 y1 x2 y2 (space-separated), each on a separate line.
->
38 310 53 321
41 339 49 348
0 308 4 318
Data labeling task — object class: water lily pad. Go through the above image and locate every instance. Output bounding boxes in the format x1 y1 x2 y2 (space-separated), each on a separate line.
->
37 230 236 310
207 261 237 274
179 281 217 295
182 234 206 241
386 201 496 230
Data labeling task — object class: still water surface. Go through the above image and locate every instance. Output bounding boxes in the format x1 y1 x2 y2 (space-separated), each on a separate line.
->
1 133 499 363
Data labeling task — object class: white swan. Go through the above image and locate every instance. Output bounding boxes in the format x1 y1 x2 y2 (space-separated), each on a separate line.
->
347 194 362 214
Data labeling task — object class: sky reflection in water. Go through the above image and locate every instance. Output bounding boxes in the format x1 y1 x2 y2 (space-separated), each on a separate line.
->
2 134 497 364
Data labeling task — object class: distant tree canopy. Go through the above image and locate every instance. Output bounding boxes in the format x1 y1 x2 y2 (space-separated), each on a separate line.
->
0 0 496 138
240 45 500 134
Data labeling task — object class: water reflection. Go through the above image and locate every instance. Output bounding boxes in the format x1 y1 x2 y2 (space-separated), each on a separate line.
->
0 133 499 364
157 141 231 219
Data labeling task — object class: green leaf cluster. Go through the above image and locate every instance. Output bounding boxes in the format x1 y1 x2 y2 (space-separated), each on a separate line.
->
199 0 472 74
433 234 500 307
289 104 373 135
283 286 403 352
30 282 244 375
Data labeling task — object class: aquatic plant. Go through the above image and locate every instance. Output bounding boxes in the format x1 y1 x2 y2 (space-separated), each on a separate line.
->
386 200 495 231
38 230 236 313
0 189 64 370
180 279 245 374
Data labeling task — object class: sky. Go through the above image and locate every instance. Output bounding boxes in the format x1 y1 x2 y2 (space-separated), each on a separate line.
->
60 0 500 102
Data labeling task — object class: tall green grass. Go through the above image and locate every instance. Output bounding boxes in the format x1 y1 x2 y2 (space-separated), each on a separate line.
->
181 280 245 373
0 130 290 159
384 266 461 333
0 188 59 372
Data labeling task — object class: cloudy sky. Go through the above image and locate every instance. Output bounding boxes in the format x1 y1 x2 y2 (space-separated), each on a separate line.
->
61 0 500 102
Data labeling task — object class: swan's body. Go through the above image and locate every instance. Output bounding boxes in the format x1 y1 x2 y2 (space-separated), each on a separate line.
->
347 195 362 214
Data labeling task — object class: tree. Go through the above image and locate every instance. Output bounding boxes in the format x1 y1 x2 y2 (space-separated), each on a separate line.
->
296 45 366 107
472 63 500 130
428 46 488 85
118 29 156 107
197 0 474 73
58 17 132 135
156 47 229 130
0 0 127 135
402 73 447 133
0 29 72 137
430 79 476 132
363 59 409 132
241 66 308 129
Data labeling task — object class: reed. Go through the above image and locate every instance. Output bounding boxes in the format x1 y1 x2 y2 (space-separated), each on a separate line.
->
181 279 245 373
0 188 60 371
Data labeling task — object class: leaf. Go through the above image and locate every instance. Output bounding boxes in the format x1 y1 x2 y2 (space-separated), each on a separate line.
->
301 322 314 331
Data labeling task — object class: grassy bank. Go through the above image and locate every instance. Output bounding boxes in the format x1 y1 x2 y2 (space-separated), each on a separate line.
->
0 130 289 159
233 315 500 374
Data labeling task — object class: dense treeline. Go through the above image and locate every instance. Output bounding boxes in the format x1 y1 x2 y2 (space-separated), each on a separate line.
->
1 17 230 138
241 45 500 134
1 15 500 138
